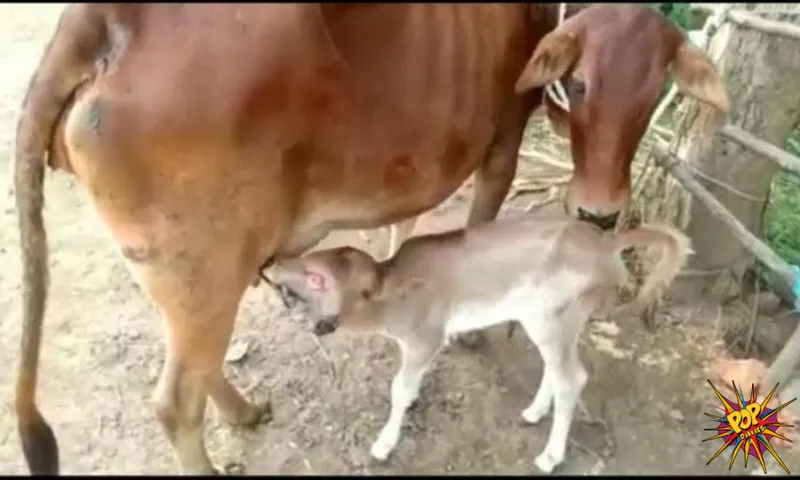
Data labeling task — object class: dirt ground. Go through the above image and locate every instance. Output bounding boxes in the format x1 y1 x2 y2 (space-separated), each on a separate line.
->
1 4 798 476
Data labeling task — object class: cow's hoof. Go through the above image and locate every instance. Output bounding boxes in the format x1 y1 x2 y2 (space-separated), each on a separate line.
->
246 400 273 428
454 331 486 350
227 400 273 428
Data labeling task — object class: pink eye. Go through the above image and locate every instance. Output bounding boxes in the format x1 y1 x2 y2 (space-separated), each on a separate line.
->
306 272 326 291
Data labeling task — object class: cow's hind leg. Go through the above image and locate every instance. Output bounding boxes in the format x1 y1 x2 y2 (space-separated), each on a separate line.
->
131 246 269 474
210 374 272 427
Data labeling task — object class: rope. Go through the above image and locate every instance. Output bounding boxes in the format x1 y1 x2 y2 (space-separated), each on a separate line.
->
683 163 768 203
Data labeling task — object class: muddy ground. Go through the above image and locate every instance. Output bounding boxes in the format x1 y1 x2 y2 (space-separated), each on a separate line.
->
0 4 797 475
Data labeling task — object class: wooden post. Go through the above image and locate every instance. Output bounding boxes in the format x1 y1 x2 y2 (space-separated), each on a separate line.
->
652 144 797 295
765 323 800 396
726 9 800 42
674 3 800 302
652 143 800 396
719 124 800 176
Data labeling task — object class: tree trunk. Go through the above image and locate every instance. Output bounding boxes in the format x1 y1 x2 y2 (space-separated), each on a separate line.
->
674 5 800 302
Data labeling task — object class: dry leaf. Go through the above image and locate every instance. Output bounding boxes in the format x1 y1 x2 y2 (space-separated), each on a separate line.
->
225 340 250 363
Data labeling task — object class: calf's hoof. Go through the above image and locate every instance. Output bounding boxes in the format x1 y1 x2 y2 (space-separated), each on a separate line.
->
522 404 550 425
370 436 397 462
534 451 563 474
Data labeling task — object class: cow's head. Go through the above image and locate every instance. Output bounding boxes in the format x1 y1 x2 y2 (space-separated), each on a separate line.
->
516 5 728 230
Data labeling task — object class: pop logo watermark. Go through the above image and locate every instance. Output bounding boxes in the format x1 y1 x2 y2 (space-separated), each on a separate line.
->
703 379 796 474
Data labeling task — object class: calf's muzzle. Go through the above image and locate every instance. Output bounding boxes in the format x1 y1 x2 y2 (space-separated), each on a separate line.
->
313 316 340 336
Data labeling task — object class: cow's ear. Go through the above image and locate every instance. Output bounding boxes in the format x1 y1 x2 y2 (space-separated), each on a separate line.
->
515 31 579 93
671 40 729 113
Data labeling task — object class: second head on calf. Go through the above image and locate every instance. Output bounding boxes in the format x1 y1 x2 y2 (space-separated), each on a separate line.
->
265 211 692 473
516 5 729 230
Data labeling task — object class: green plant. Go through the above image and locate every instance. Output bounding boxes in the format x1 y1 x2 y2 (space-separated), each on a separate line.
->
764 129 800 267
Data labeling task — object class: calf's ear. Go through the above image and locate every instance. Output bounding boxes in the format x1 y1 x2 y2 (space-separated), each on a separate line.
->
671 40 729 113
515 31 579 93
306 271 329 291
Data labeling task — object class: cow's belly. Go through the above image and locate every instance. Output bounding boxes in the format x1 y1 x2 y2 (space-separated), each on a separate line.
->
296 112 498 228
276 133 489 257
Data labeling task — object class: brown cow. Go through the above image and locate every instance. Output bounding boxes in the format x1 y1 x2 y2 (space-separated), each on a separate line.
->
13 3 727 475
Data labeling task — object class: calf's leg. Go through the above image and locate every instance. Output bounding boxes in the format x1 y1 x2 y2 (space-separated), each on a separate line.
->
520 312 588 474
521 363 554 424
535 340 586 473
370 338 441 461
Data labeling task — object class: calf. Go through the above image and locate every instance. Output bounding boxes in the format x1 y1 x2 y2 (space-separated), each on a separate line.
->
266 209 692 473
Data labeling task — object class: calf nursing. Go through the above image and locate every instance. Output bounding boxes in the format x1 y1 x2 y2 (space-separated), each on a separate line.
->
267 210 692 473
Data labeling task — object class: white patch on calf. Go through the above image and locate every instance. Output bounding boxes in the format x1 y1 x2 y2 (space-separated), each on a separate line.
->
443 274 582 339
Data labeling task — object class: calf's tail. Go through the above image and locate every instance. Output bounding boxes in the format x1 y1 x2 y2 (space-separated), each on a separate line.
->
610 224 693 306
14 4 110 475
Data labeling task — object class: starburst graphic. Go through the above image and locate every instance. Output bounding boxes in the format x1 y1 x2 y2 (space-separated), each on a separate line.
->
703 379 796 474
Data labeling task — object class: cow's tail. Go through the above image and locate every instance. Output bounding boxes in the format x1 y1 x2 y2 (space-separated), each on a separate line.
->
608 224 693 306
14 4 110 475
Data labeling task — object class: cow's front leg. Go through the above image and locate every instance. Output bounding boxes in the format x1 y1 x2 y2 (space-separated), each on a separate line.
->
458 106 530 349
467 144 518 228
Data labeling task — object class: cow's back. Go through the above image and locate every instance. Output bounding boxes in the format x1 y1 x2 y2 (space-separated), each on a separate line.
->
61 4 539 258
96 5 533 204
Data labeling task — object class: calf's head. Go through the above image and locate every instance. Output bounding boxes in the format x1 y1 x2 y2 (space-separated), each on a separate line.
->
516 5 729 230
266 246 382 336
